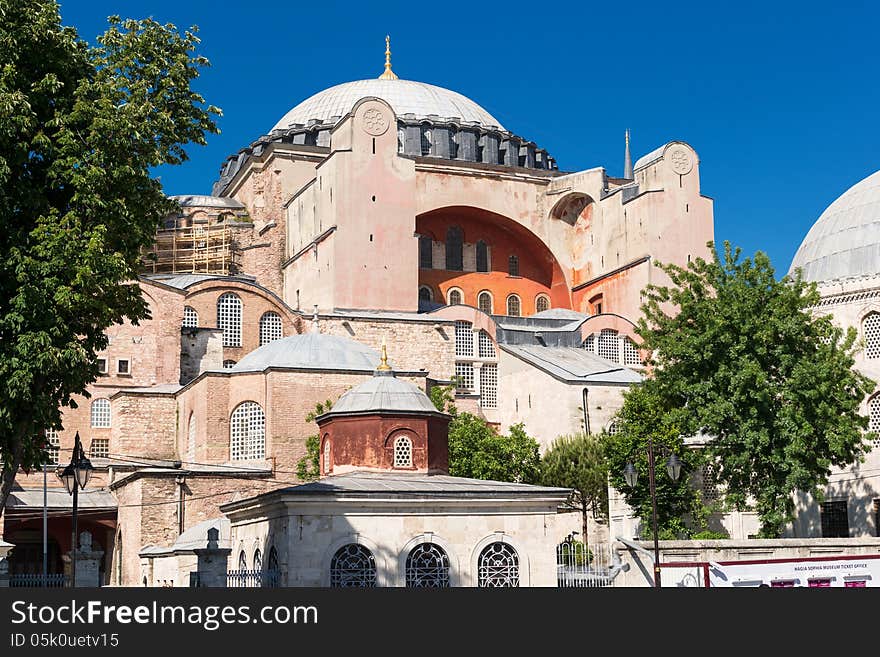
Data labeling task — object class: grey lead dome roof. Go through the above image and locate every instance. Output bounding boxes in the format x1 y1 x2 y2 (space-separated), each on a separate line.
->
231 333 385 373
271 78 504 132
322 371 441 417
790 169 880 282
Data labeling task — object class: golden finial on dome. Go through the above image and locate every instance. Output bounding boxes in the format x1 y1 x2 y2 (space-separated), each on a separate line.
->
378 35 399 80
377 338 392 371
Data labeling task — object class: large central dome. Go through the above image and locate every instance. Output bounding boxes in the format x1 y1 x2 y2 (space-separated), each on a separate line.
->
790 169 880 282
271 78 504 132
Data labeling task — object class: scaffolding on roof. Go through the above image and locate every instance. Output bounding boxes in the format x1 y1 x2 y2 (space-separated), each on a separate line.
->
140 224 240 275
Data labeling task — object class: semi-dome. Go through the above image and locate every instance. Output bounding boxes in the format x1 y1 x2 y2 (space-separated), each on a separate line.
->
231 333 385 373
322 370 441 417
790 169 880 282
271 78 504 132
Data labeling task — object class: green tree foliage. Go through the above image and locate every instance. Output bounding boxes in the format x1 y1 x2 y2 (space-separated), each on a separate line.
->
634 241 875 537
429 382 540 483
603 384 705 538
540 433 609 545
295 399 334 482
0 1 219 515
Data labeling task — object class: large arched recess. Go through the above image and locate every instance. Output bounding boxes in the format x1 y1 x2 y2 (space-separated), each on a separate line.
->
416 206 571 313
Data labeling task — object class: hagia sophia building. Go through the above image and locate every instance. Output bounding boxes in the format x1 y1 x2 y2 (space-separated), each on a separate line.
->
0 38 722 586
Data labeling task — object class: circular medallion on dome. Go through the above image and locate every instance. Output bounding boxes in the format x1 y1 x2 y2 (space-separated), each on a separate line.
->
361 107 389 136
668 147 692 175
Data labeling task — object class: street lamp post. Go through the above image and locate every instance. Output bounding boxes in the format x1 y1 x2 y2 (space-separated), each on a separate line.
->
57 431 93 587
623 436 682 588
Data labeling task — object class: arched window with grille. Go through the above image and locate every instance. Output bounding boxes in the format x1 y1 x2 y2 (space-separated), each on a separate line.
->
448 288 463 306
323 438 332 474
870 395 880 450
535 294 550 314
91 399 111 428
506 294 521 317
445 226 463 271
419 286 433 303
330 544 377 588
394 435 413 468
259 312 283 346
478 291 493 314
217 293 242 347
508 255 519 277
476 240 489 272
597 329 620 363
864 312 880 359
406 543 450 588
230 401 265 461
583 334 595 353
253 548 262 571
478 331 496 358
238 551 247 571
478 542 519 587
419 235 433 269
183 306 198 328
622 336 642 366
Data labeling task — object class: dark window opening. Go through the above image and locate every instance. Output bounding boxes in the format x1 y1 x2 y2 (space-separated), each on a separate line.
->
508 255 519 277
446 226 463 271
820 500 849 538
476 240 489 272
419 235 433 269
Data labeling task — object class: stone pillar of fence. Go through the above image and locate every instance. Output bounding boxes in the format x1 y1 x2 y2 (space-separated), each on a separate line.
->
193 527 231 587
63 531 105 588
0 539 13 588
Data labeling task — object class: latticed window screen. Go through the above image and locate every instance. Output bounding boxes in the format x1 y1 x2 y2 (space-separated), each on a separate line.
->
259 312 283 346
223 360 237 369
820 500 849 538
45 429 60 465
455 362 474 392
478 292 493 314
419 235 433 269
864 313 880 359
230 401 266 461
478 542 519 587
478 331 496 358
869 395 880 449
445 226 463 271
330 544 377 588
622 337 641 366
217 293 242 347
90 438 109 459
583 334 595 353
506 295 521 317
406 543 451 588
536 295 550 313
448 289 462 305
597 329 620 363
700 465 720 503
183 306 198 328
508 255 519 277
476 240 489 272
455 321 474 357
91 399 111 428
394 436 413 468
187 413 196 463
480 364 498 409
323 439 331 474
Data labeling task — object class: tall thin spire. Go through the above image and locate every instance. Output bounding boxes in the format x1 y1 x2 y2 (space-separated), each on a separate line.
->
623 129 633 180
378 35 399 80
377 338 392 371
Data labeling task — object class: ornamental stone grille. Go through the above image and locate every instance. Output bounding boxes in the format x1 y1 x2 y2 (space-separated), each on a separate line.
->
478 330 496 358
598 329 620 363
583 334 595 352
230 401 266 461
622 337 641 366
91 399 111 428
479 363 498 408
405 543 450 587
870 395 880 449
330 544 377 588
217 292 242 347
394 436 413 468
455 362 474 392
478 291 493 314
864 312 880 359
478 542 519 587
183 306 198 328
455 321 474 357
259 311 283 346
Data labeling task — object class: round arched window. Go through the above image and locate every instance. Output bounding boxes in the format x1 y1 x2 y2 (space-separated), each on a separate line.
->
406 543 450 588
448 288 462 306
394 435 413 468
330 544 377 588
230 402 265 461
478 542 519 587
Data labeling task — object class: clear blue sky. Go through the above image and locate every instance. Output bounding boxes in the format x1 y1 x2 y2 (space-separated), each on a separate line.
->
58 0 880 275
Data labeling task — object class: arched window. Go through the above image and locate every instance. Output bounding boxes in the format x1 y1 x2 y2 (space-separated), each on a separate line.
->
406 543 450 588
870 395 880 450
183 306 198 328
230 402 265 461
259 312 283 346
238 551 247 571
393 435 413 468
622 337 641 366
419 235 433 269
445 226 463 271
323 438 331 474
91 399 111 428
478 291 493 314
864 312 880 359
186 413 196 463
217 293 242 347
478 542 519 587
508 255 519 277
418 286 433 303
448 288 463 306
330 544 377 588
253 548 262 572
535 294 550 314
598 329 620 363
420 126 432 156
476 240 489 272
506 294 521 317
583 334 595 352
